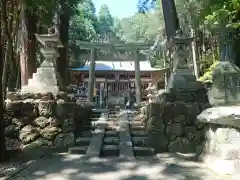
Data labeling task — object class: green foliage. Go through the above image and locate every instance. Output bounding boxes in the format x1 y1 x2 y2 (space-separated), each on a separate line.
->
115 11 163 43
198 61 219 83
97 4 114 36
69 0 98 42
203 0 240 30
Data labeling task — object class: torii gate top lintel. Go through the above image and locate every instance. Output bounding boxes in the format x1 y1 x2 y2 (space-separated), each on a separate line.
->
74 40 153 50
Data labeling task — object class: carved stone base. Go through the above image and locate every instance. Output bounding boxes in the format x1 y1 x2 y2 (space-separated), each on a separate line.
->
21 66 59 94
167 69 204 90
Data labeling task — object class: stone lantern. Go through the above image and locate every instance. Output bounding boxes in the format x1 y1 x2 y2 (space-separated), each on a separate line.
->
167 29 201 89
21 32 62 94
165 29 207 102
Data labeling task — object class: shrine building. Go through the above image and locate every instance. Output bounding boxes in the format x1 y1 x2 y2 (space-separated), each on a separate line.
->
70 60 167 99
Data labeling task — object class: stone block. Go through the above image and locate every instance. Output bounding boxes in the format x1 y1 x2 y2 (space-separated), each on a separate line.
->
148 103 163 117
38 100 57 117
146 116 165 134
168 137 195 153
203 154 240 175
5 101 22 116
215 143 240 160
197 106 240 128
21 102 36 118
166 123 184 139
148 133 168 153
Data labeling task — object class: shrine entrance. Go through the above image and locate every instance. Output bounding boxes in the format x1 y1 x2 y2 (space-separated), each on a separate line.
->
70 40 168 107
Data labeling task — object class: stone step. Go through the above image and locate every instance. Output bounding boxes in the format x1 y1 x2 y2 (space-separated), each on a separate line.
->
104 130 119 137
29 78 58 86
105 126 117 131
81 131 92 137
133 146 155 157
132 137 149 146
36 67 56 74
131 130 147 137
131 121 143 126
108 115 118 118
75 137 91 146
101 145 120 157
68 146 88 154
131 125 145 131
90 114 101 119
33 73 58 81
21 84 59 94
107 117 119 121
104 137 119 145
90 117 102 121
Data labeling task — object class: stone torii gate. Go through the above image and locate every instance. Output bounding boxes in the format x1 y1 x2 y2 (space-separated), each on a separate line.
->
74 40 153 105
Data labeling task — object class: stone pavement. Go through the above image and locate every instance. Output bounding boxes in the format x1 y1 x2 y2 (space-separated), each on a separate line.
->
7 153 230 180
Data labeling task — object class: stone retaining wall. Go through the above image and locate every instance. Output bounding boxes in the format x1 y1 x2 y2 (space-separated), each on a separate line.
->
4 92 92 158
141 102 210 153
197 106 240 175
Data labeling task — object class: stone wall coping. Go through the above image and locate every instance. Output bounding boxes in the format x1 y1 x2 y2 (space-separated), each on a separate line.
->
197 106 240 128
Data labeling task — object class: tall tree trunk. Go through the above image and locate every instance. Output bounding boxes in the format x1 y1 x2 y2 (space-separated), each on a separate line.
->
233 11 240 68
0 11 7 161
27 10 37 79
2 0 17 91
161 0 179 39
20 4 28 86
20 5 37 87
56 3 70 89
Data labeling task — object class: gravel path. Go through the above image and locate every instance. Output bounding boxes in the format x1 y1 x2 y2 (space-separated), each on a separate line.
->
0 161 25 178
7 153 230 180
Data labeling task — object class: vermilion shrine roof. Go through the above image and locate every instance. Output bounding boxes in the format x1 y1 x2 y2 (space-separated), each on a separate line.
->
71 60 164 72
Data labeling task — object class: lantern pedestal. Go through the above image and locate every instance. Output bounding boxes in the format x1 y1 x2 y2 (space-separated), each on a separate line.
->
21 34 61 94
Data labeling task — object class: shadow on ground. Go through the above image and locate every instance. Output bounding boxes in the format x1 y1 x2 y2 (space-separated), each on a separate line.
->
7 152 221 180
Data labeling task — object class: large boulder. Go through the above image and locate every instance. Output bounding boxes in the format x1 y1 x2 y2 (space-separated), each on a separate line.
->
49 117 62 127
34 116 49 128
3 114 13 127
19 125 40 144
53 132 75 147
21 137 52 159
5 137 22 151
168 137 195 153
38 100 56 117
56 100 77 118
166 123 184 139
40 126 62 140
62 117 76 132
12 117 33 128
4 124 19 138
5 101 22 116
21 102 36 118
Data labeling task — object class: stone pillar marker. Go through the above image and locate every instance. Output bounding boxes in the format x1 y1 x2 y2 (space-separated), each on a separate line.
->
87 48 96 103
21 33 62 94
134 49 141 105
208 61 240 106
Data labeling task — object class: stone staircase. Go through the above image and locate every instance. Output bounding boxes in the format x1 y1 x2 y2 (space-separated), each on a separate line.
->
100 109 120 157
128 110 155 157
69 108 155 159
